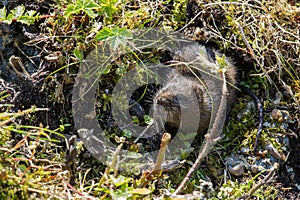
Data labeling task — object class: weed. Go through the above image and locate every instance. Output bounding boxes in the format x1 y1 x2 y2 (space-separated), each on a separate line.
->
0 5 39 25
64 0 101 19
0 104 67 199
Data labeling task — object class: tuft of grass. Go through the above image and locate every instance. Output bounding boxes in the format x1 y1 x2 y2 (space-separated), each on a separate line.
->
0 109 67 199
192 0 300 106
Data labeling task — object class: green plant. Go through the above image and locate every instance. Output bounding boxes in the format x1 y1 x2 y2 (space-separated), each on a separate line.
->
0 106 64 142
170 0 188 29
64 0 101 19
64 0 118 20
0 103 67 199
96 27 132 50
99 0 118 20
0 5 39 25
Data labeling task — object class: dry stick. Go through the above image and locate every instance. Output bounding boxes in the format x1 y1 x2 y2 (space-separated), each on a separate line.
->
138 133 172 188
111 142 123 177
133 120 154 143
176 10 203 33
174 70 228 194
152 133 172 173
236 23 259 64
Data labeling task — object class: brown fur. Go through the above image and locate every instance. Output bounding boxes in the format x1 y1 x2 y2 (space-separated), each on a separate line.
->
154 43 237 135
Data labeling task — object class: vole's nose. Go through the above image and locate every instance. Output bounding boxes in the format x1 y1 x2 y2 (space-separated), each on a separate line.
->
156 95 169 106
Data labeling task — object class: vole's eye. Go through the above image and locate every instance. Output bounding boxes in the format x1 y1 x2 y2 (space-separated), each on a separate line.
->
175 94 190 102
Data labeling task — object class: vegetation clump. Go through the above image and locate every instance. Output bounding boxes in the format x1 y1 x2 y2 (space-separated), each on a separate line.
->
0 0 299 199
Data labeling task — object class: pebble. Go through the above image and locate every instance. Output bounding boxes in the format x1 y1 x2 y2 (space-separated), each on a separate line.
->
265 143 282 160
240 146 250 155
271 109 290 130
229 164 245 176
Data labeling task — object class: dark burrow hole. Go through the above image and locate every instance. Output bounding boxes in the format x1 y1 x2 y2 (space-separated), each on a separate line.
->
128 83 165 152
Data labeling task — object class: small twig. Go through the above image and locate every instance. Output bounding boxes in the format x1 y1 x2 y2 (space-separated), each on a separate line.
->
236 23 259 64
176 11 203 33
242 163 279 200
60 174 94 200
174 69 228 194
14 41 39 69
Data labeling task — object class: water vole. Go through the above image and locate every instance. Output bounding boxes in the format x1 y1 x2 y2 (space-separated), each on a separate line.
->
153 42 237 135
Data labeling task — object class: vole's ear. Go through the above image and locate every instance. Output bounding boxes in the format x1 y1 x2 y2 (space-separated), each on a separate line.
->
191 82 205 100
205 46 216 63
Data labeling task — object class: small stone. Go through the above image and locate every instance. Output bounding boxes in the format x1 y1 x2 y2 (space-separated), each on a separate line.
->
229 164 245 176
265 143 282 160
272 109 282 121
271 109 290 123
240 147 250 155
251 164 258 174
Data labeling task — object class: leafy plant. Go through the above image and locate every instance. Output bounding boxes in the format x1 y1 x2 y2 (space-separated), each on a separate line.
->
0 5 39 25
64 0 100 19
96 27 132 50
99 0 118 20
